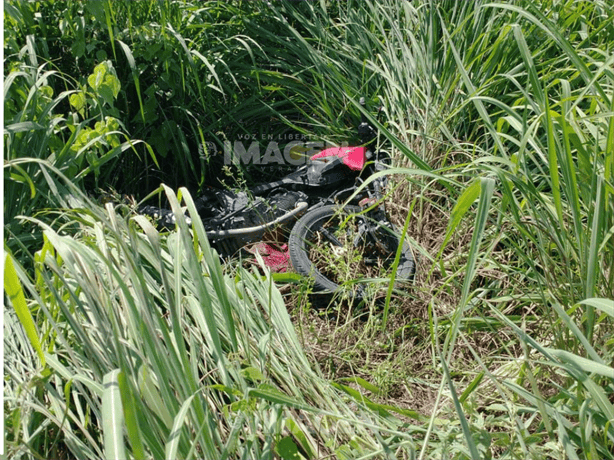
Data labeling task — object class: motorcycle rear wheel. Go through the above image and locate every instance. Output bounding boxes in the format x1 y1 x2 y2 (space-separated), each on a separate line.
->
288 205 415 297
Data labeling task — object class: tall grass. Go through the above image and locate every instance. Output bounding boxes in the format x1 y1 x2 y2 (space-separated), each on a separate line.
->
4 0 614 458
4 171 425 459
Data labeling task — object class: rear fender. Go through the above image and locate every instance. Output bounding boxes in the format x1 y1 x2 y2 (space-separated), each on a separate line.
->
310 146 366 171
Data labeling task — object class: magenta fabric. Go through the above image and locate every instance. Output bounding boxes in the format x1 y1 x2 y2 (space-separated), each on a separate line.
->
250 243 291 272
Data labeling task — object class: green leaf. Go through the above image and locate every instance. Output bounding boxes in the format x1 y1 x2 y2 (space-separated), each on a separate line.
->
440 358 482 460
438 179 481 260
88 62 107 92
275 436 303 460
4 253 45 366
69 92 87 117
240 366 264 383
88 61 121 106
117 372 146 460
272 272 303 283
248 386 314 412
338 377 382 396
102 369 126 460
545 348 614 379
5 121 45 133
71 40 85 58
8 163 36 198
544 93 564 224
138 365 173 429
117 39 145 122
207 384 243 397
579 298 614 319
165 393 196 460
443 178 495 360
85 0 105 22
459 372 484 404
285 418 316 459
331 382 424 420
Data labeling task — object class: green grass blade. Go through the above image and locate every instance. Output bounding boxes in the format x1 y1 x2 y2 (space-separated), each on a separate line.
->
437 178 481 261
544 348 614 379
544 90 564 224
165 394 196 460
117 39 145 122
439 10 508 158
179 187 239 352
117 372 146 460
4 252 45 367
579 298 614 318
551 302 603 364
440 358 481 460
102 369 126 460
103 0 117 59
444 177 495 360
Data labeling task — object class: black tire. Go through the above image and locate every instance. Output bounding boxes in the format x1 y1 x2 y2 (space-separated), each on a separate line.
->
288 205 415 296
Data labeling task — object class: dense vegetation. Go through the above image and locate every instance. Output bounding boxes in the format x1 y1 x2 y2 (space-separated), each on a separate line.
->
4 0 613 459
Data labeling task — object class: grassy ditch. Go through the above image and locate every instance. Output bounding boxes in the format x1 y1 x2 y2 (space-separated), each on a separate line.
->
4 1 614 459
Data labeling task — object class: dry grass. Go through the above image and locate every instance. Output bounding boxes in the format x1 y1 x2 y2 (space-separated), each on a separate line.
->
283 179 450 414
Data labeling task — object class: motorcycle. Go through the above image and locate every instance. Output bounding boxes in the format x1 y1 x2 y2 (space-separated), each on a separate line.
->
139 98 416 296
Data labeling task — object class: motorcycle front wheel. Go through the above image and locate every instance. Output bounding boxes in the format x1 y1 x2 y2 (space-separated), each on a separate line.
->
288 205 415 297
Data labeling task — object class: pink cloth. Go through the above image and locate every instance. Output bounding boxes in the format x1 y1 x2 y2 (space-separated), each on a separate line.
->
249 243 291 272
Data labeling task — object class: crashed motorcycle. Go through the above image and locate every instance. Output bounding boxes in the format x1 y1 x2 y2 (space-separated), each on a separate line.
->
139 99 416 295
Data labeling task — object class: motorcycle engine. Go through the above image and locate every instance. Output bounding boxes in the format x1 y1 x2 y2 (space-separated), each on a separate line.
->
207 189 308 231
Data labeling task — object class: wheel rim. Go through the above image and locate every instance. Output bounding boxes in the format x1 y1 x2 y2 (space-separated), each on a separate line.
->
304 209 402 295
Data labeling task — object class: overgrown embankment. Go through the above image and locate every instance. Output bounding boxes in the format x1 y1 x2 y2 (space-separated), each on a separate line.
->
4 1 613 459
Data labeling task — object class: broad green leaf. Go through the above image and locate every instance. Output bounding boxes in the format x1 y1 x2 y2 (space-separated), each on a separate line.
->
88 61 108 92
88 61 120 106
275 436 303 460
285 418 316 460
69 92 86 116
85 0 105 22
240 366 264 383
